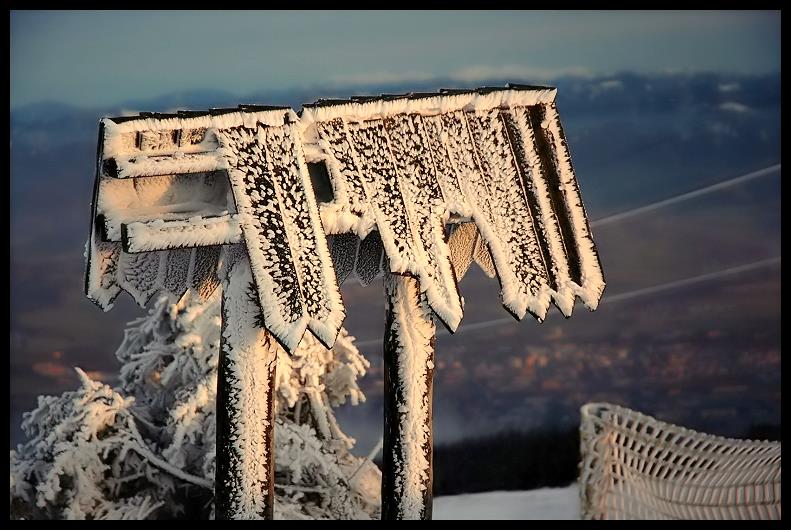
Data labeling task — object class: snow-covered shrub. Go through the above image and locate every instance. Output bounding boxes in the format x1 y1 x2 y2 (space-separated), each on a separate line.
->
10 290 380 520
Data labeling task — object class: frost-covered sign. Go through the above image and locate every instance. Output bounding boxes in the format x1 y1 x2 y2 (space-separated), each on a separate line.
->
85 85 604 520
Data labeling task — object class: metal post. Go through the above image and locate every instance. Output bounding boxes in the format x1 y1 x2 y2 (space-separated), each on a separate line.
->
382 273 436 520
216 252 278 519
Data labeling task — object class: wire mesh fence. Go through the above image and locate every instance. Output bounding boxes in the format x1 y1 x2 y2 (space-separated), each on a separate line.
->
579 402 781 520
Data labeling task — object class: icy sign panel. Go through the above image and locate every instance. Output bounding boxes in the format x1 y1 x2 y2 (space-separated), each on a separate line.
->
300 85 605 330
85 107 344 353
86 85 604 355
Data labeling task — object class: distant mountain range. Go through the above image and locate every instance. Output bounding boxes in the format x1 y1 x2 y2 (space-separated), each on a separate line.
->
11 71 780 137
12 71 781 119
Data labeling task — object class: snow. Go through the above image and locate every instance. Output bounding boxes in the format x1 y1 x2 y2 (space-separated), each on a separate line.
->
116 249 166 306
718 82 741 93
111 153 226 179
271 124 346 348
298 87 557 125
385 113 462 328
85 237 122 309
465 108 551 319
101 109 296 164
123 214 242 252
434 485 580 520
719 101 750 113
597 79 623 91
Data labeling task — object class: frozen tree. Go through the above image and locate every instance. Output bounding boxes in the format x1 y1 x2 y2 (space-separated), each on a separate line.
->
10 290 381 520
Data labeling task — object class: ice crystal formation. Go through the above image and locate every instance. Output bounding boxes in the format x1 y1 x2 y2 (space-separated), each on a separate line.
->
10 292 380 520
85 86 605 354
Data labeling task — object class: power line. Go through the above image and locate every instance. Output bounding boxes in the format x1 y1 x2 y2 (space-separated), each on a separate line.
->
590 164 780 228
601 256 780 305
347 437 384 482
352 256 781 348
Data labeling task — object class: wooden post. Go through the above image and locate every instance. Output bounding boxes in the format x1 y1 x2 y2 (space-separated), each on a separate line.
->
216 253 278 520
382 273 436 520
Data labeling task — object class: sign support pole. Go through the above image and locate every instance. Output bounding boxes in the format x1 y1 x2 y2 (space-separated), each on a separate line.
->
216 252 278 520
382 272 436 520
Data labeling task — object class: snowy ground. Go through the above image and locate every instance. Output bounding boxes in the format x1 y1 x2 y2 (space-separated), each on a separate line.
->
434 484 580 520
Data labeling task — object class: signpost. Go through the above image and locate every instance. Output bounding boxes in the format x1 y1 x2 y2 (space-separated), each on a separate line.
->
86 86 604 520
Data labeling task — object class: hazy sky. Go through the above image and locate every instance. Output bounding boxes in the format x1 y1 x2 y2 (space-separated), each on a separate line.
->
10 10 780 109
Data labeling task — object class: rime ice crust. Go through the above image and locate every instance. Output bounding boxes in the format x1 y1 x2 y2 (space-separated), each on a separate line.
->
86 110 345 354
86 87 604 356
303 87 605 324
216 123 344 353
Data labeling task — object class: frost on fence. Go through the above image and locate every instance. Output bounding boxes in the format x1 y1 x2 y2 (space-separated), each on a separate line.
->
86 86 605 355
578 403 781 520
